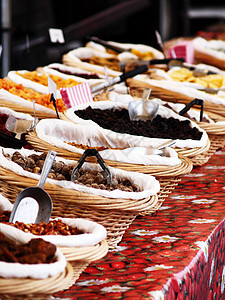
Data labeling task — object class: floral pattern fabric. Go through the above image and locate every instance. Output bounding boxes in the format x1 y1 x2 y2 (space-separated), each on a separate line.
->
55 149 225 300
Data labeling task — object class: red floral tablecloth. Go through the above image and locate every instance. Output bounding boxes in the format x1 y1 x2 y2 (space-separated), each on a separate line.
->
55 149 225 300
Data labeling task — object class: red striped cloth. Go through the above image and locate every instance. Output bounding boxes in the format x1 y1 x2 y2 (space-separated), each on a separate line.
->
167 41 194 64
60 82 93 109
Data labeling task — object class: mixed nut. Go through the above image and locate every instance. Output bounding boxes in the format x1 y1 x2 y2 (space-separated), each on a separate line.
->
4 151 142 192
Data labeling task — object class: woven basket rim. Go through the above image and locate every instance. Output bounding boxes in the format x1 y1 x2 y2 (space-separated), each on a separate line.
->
0 165 159 212
128 78 225 118
26 130 193 177
59 239 108 262
0 98 60 119
194 49 225 69
0 262 73 295
63 54 119 77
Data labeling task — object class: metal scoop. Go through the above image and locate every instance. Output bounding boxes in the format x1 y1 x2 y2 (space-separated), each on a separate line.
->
5 115 34 139
128 88 159 121
9 150 57 224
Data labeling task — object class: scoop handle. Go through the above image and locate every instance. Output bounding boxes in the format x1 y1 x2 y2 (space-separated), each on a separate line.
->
37 150 57 189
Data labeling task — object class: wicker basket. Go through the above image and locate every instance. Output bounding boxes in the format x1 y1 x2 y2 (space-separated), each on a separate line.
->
128 78 225 118
25 130 193 213
131 86 225 159
63 54 120 77
0 165 159 248
194 49 225 70
0 262 73 296
0 98 60 120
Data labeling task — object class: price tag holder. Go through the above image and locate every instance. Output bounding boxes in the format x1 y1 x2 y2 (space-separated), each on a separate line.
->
48 28 65 44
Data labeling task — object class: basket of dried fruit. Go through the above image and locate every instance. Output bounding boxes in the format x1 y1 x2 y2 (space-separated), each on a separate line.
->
0 106 34 148
63 99 209 166
37 62 107 89
85 39 164 72
0 222 73 296
127 67 225 119
0 78 64 119
165 102 225 160
0 193 108 285
63 39 164 75
0 148 160 248
63 46 124 76
0 205 108 287
25 117 193 212
193 37 225 69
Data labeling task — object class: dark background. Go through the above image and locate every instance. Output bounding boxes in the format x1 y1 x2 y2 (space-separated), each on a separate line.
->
0 0 225 76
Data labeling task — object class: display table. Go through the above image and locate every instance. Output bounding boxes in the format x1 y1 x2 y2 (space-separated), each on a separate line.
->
54 148 225 300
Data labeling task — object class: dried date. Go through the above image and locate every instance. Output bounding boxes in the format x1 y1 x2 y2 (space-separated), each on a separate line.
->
0 232 56 264
75 107 203 140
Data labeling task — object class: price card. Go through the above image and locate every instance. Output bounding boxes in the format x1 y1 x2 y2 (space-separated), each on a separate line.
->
48 76 57 99
48 76 60 118
48 28 65 44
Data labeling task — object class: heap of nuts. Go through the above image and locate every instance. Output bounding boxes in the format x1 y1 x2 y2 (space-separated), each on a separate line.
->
4 151 73 181
0 211 82 235
4 151 142 192
74 169 141 192
0 232 56 264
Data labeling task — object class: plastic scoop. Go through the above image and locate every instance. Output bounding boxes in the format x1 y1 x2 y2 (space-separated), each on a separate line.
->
128 88 159 121
9 150 57 224
5 115 33 139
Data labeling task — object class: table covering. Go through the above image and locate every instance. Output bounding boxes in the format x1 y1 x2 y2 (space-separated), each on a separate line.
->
54 148 225 300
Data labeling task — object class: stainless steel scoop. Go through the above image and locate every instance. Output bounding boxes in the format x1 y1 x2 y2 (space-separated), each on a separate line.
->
5 115 33 139
9 150 57 224
128 88 159 121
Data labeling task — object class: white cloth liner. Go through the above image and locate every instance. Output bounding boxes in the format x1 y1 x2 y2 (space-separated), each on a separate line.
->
0 89 56 115
0 147 160 199
135 75 225 106
166 102 214 123
0 218 106 248
0 193 13 211
7 70 62 99
67 48 122 77
0 106 34 121
86 40 164 62
65 100 208 149
42 63 107 87
35 118 181 166
193 37 225 61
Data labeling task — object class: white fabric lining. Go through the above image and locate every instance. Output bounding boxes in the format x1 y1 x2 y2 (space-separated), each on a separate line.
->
0 147 160 199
